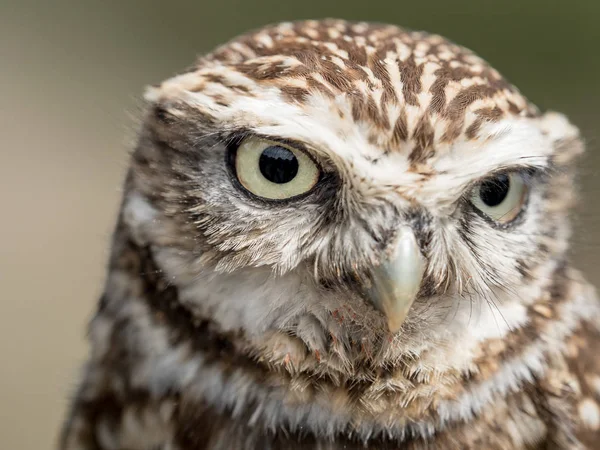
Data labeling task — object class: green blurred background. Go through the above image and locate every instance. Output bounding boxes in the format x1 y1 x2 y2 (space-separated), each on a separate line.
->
1 0 598 448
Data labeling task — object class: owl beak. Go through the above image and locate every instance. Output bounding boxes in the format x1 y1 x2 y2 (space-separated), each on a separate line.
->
368 226 426 333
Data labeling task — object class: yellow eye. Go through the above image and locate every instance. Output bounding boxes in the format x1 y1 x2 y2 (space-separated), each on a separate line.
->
470 173 528 224
233 137 320 200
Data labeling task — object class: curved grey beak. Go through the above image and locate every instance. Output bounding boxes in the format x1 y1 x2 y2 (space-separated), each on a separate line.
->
368 226 426 333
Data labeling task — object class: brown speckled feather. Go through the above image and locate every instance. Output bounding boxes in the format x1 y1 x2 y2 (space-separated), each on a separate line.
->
60 19 600 450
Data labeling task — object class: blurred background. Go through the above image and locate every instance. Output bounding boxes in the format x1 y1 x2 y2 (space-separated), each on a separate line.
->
1 0 598 448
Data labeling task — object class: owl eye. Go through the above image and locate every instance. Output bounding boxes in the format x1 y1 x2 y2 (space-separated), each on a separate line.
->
232 136 320 200
470 172 528 224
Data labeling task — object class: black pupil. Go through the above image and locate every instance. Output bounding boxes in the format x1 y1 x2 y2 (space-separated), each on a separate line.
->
259 146 299 184
479 174 510 207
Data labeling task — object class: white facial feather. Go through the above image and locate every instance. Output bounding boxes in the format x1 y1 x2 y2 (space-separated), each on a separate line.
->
123 190 550 376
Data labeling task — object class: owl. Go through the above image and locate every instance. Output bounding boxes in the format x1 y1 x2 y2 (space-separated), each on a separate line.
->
60 19 600 450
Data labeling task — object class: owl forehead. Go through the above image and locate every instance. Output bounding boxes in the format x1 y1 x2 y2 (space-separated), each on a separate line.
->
149 20 552 199
152 20 538 142
210 21 535 125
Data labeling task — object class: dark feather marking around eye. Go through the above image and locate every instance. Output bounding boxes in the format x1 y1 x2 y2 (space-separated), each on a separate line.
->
457 215 494 278
457 215 478 251
404 207 434 254
352 211 395 250
458 213 521 292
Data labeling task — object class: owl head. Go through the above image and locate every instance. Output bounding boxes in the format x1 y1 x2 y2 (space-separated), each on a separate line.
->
123 20 583 378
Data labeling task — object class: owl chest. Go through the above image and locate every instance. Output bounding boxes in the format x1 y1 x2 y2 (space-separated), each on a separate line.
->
75 386 557 450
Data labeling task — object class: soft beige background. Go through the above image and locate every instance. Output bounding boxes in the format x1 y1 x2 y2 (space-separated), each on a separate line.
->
1 1 598 449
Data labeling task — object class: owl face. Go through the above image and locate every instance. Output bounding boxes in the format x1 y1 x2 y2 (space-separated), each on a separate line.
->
126 20 583 374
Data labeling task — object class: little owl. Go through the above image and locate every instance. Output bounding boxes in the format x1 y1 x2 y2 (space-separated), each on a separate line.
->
60 19 600 449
